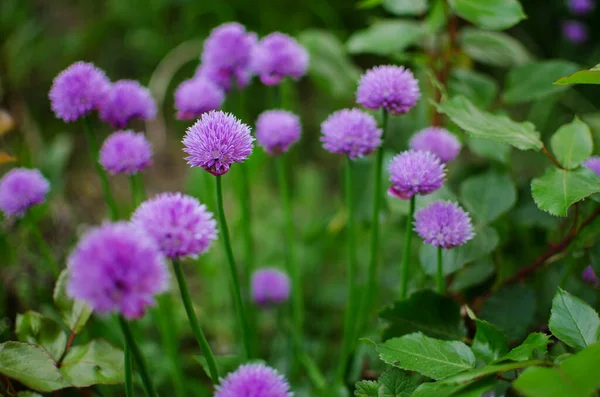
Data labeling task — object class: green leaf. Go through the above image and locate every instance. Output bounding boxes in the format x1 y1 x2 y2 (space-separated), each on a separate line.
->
53 270 93 334
550 117 593 170
383 0 428 15
374 333 476 380
357 0 383 8
448 0 526 30
549 287 600 350
436 96 542 151
472 320 509 363
15 311 67 361
412 376 495 397
346 20 425 55
0 341 70 392
380 290 466 341
554 64 600 86
503 61 579 104
461 171 517 223
498 333 551 362
379 367 417 397
448 69 498 109
467 137 511 164
442 359 543 384
355 380 379 397
460 28 532 67
531 167 600 217
481 284 536 342
18 393 44 397
449 258 495 292
59 340 124 387
196 355 245 378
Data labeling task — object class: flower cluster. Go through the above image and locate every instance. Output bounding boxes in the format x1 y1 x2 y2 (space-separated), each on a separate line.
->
250 32 309 86
414 201 474 249
215 363 293 397
321 108 382 159
99 130 153 175
0 168 50 217
174 77 225 120
409 127 461 163
388 150 446 200
251 268 291 306
99 80 157 128
357 65 420 115
256 110 301 155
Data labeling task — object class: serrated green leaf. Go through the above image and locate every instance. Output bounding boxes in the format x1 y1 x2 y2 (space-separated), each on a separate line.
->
354 380 379 396
472 320 509 363
449 69 498 109
379 367 417 397
554 64 600 86
53 270 93 334
383 0 428 15
448 0 526 30
346 20 425 55
15 311 67 362
461 171 517 223
498 333 551 362
550 117 593 170
481 284 536 342
549 287 600 350
460 28 532 67
503 61 579 104
59 340 124 387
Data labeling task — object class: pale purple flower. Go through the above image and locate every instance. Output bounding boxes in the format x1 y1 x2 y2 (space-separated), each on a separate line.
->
174 77 225 120
195 63 252 93
414 200 474 249
182 110 254 176
99 130 153 175
250 32 309 86
251 268 291 306
0 168 50 217
582 265 599 287
388 150 446 200
99 80 156 128
49 61 111 122
356 65 420 115
568 0 595 15
132 192 217 259
215 363 293 397
583 156 600 177
256 110 301 155
320 108 382 159
67 222 169 319
562 20 589 43
409 127 461 163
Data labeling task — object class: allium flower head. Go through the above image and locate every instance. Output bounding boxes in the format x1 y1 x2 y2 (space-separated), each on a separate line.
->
99 80 157 128
583 156 600 177
250 32 309 86
568 0 595 15
99 130 152 175
67 222 169 319
356 65 420 115
182 110 254 176
0 168 50 217
251 268 291 306
132 192 217 259
215 363 293 397
174 77 225 120
582 265 599 287
320 108 382 159
49 61 111 122
409 127 461 163
562 20 589 43
414 200 474 249
195 63 252 93
255 110 301 155
388 150 446 200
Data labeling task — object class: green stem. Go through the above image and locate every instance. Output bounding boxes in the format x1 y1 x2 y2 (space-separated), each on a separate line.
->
400 196 416 299
215 175 252 359
118 316 158 397
29 222 59 277
124 346 134 397
155 295 186 397
436 246 445 294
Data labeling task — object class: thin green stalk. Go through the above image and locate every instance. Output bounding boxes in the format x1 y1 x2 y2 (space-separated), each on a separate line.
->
215 175 252 359
436 246 445 294
124 346 134 397
118 316 158 397
155 296 186 397
400 196 416 299
29 222 59 277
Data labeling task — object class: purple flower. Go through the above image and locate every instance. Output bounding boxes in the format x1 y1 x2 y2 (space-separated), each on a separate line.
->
174 77 225 120
182 110 254 176
251 268 291 306
356 65 420 115
568 0 595 15
195 63 252 93
562 20 589 44
99 130 153 175
0 168 50 217
414 200 474 249
132 192 217 259
388 150 446 200
67 222 169 319
320 108 382 159
255 110 301 155
582 265 599 287
583 156 600 177
250 32 309 86
409 127 461 163
49 62 111 122
215 363 293 397
99 80 157 128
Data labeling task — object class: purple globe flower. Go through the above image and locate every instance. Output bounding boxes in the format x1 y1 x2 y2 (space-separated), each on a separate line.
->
321 108 382 159
388 150 446 200
251 268 291 306
99 80 157 128
0 168 50 217
49 61 111 122
132 192 217 259
582 265 599 287
255 110 301 155
250 32 309 86
182 110 254 176
562 20 589 44
195 63 252 93
215 363 293 397
99 130 153 175
568 0 595 15
583 156 600 177
409 127 461 163
356 65 420 115
174 77 225 120
414 200 474 249
67 222 169 319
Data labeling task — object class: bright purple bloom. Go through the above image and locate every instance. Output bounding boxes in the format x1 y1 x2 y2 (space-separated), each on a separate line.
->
583 156 600 177
255 110 301 155
0 168 50 217
414 200 474 249
99 130 153 175
251 268 291 306
215 363 293 397
67 222 169 319
132 192 217 259
99 80 156 128
356 65 420 115
388 150 446 200
568 0 595 15
182 110 254 176
582 265 599 287
49 61 111 122
250 32 309 86
174 77 225 120
409 127 461 163
320 108 382 159
562 20 589 43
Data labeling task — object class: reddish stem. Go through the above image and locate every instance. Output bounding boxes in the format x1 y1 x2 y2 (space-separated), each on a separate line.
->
541 145 565 170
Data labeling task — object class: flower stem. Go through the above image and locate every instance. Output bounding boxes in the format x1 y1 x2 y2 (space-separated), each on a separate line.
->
215 175 252 359
436 246 445 294
400 196 416 299
124 346 134 397
155 295 186 397
29 221 60 277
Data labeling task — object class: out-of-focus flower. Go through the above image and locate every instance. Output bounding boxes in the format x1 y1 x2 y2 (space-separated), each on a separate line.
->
255 110 301 155
99 130 153 175
356 65 420 115
414 200 474 249
582 265 599 287
583 156 600 177
0 109 15 136
568 0 595 15
99 80 156 128
562 20 589 44
320 108 382 159
250 32 309 86
0 168 50 217
251 268 291 306
409 127 461 163
174 77 225 120
67 222 169 319
215 363 293 397
388 150 446 200
182 110 254 176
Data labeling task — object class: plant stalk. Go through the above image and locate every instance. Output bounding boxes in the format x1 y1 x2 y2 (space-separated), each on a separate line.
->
436 246 445 294
118 316 158 397
400 196 416 299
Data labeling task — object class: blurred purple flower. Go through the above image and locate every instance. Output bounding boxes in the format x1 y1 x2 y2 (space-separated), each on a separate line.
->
49 61 111 122
414 200 474 249
388 150 446 200
320 108 382 159
583 156 600 177
215 363 293 397
562 20 589 43
582 266 599 287
182 110 254 176
67 222 169 319
174 77 225 120
195 63 251 92
256 110 301 155
568 0 595 15
99 80 156 128
356 65 420 115
409 127 461 163
0 168 50 217
99 130 153 175
250 32 309 86
251 268 291 306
